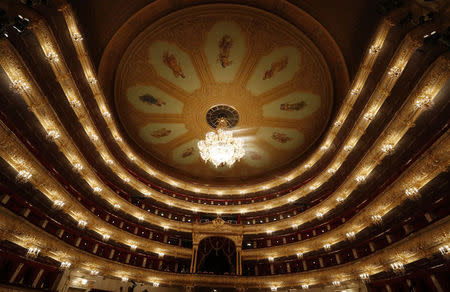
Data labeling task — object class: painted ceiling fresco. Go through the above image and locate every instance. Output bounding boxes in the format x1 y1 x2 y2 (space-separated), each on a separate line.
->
114 4 333 183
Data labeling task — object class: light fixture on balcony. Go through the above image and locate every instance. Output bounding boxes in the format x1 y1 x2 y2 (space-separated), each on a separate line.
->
390 262 405 274
346 231 356 240
439 245 449 256
78 220 87 229
198 105 244 168
26 247 40 258
17 169 32 182
359 273 370 282
60 261 71 269
53 200 65 209
371 214 382 225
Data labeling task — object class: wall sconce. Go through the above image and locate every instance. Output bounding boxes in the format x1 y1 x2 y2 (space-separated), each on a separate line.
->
73 163 83 171
78 220 87 229
381 143 394 154
439 245 449 256
369 45 381 54
359 273 370 282
346 231 356 240
26 247 40 258
371 214 382 225
415 94 433 109
405 187 419 198
47 130 60 140
93 186 102 193
390 262 405 274
53 200 65 209
72 32 83 41
388 66 402 78
60 261 71 269
16 170 32 182
46 52 59 62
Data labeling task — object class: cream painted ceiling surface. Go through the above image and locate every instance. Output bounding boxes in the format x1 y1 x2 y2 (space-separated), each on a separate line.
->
114 4 333 183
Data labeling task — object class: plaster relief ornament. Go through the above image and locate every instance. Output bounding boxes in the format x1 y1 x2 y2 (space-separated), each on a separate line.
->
217 34 233 68
272 132 292 143
280 101 306 111
182 147 194 158
212 217 226 228
139 94 166 107
263 56 288 80
163 52 185 78
151 128 172 138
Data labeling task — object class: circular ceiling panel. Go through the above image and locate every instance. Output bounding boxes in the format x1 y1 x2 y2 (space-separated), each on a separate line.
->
114 4 333 185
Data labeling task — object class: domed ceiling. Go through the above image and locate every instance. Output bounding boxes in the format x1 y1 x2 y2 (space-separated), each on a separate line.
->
114 4 333 183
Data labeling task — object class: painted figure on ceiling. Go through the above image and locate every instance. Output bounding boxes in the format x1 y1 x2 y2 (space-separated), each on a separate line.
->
280 101 306 111
182 147 194 158
263 56 288 80
163 52 185 78
139 94 166 107
248 151 262 160
217 34 233 68
151 128 172 138
272 132 292 144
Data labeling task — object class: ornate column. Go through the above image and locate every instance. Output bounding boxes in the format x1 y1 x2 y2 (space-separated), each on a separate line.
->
190 243 199 273
236 246 242 275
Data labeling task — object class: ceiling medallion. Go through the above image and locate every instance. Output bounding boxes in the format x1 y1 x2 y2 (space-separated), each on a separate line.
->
198 105 245 168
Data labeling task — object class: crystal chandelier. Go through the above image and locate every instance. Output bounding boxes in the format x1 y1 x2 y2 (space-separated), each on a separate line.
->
198 117 245 167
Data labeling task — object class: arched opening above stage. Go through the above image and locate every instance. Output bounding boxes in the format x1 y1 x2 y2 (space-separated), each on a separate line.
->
196 237 236 275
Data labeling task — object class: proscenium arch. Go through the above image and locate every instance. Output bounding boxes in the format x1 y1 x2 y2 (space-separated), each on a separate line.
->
196 237 237 275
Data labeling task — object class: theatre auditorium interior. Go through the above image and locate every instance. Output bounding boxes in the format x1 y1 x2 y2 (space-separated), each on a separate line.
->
0 0 449 291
